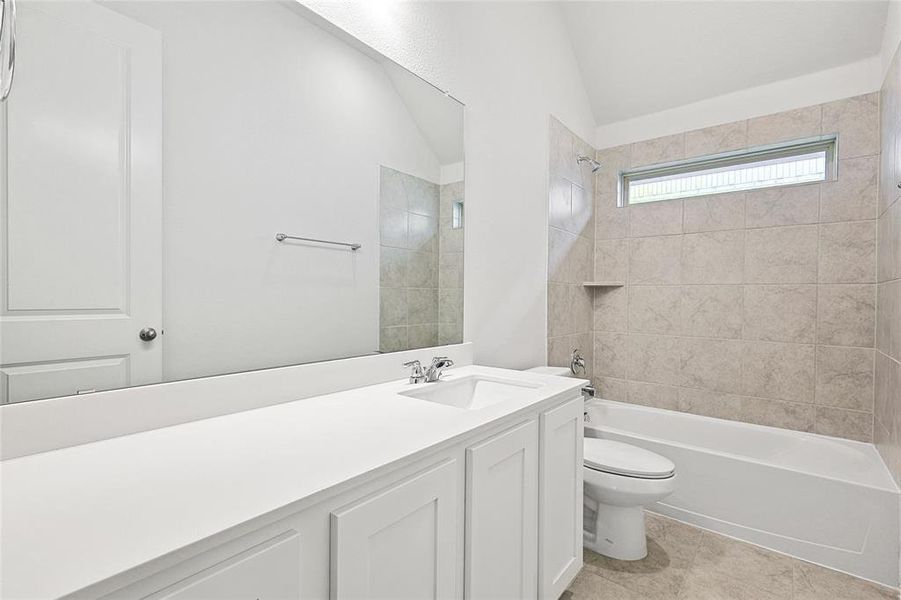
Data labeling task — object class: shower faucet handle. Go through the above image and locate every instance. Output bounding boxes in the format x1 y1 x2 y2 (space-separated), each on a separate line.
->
571 349 587 375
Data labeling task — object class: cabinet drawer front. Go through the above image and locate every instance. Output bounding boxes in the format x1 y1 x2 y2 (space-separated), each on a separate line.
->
144 531 301 600
330 459 459 600
465 420 539 600
539 397 584 600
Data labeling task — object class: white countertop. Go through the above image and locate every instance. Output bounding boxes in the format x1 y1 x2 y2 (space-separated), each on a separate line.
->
0 366 584 599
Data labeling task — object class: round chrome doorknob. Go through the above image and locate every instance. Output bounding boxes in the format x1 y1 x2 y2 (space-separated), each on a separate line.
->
139 327 157 342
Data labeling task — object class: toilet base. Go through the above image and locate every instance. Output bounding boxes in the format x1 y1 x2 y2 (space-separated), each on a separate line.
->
583 504 648 561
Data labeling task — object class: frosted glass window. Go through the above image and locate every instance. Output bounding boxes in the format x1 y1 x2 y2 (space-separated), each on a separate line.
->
621 138 835 206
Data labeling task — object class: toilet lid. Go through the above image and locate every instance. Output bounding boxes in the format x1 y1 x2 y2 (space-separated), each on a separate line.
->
584 439 675 479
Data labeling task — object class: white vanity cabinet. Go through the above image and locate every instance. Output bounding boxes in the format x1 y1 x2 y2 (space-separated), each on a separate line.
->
330 459 460 599
89 393 583 600
465 419 539 599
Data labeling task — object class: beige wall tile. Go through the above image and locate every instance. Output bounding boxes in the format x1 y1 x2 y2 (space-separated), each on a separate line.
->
408 323 438 349
548 176 572 231
438 288 463 324
438 321 462 346
627 380 680 410
563 183 594 238
815 406 873 442
408 213 438 253
683 192 746 233
816 346 874 411
595 144 631 197
628 333 681 385
549 227 593 284
684 121 748 158
408 288 438 324
593 286 628 332
594 331 629 378
820 156 878 223
680 337 743 393
678 388 743 420
822 93 880 159
739 396 816 431
440 226 463 254
548 331 592 377
628 286 682 334
746 105 822 147
407 178 439 217
595 193 630 240
876 280 901 359
745 184 819 228
550 116 579 183
877 199 901 282
379 326 408 353
547 283 591 337
874 351 896 431
629 199 683 237
817 284 875 348
380 287 407 327
742 284 817 343
629 236 682 284
438 252 463 289
595 239 629 282
741 340 815 403
681 285 743 339
630 133 685 167
380 247 407 288
818 221 876 283
379 206 408 248
407 250 438 288
744 225 818 283
592 376 629 402
682 231 744 284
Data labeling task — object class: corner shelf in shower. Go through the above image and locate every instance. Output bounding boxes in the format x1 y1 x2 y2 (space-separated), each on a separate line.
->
582 282 624 288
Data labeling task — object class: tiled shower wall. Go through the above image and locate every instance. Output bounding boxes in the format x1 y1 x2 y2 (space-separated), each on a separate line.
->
547 117 597 377
438 181 465 345
590 94 881 442
379 166 440 352
876 45 901 482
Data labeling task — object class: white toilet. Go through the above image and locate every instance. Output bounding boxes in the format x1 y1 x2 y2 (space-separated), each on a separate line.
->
582 438 676 560
525 366 676 561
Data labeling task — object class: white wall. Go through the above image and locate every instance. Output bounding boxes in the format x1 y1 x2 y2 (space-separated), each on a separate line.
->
106 1 443 381
302 1 596 369
595 57 883 149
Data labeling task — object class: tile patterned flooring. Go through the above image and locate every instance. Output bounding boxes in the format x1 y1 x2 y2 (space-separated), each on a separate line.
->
561 513 898 600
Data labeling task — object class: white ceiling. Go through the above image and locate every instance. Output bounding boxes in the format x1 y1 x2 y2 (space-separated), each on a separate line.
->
561 1 890 125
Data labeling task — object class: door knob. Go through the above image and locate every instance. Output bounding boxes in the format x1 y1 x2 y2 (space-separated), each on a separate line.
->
139 327 157 342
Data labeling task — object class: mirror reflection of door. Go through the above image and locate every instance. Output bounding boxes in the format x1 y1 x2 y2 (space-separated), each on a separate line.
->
0 1 162 403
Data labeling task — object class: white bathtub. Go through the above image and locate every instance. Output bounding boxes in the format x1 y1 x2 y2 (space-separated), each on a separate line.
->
584 399 900 587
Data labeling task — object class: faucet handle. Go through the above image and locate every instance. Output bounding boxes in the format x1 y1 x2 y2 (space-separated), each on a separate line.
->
404 360 426 384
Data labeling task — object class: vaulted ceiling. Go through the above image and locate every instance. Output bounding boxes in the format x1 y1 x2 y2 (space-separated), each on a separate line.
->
561 1 890 125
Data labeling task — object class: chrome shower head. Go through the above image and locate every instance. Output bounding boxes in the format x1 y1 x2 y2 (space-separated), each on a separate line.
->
577 155 602 173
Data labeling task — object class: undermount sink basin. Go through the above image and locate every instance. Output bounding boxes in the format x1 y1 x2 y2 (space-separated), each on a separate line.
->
399 375 541 410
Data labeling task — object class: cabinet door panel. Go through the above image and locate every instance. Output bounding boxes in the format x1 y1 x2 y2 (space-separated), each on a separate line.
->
144 531 301 600
539 398 583 599
465 420 538 600
330 459 459 600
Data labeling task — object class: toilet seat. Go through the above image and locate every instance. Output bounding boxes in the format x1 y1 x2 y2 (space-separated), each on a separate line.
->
584 438 675 479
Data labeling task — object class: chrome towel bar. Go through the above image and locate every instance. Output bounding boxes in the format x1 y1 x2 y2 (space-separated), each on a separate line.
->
275 233 361 251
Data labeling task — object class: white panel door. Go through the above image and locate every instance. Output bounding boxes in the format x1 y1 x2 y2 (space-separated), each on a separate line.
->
330 459 459 600
539 398 584 600
465 420 538 600
0 1 162 403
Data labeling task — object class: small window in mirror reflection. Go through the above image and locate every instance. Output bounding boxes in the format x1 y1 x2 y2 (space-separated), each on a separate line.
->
452 201 464 229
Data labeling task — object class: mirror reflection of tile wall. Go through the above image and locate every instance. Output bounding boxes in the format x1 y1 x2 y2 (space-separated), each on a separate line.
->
379 167 463 352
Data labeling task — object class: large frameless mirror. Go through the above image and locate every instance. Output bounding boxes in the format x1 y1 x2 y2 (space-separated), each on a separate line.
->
0 0 464 404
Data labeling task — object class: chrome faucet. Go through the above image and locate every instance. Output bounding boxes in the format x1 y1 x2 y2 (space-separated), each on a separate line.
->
424 356 454 382
404 360 427 384
571 349 586 375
